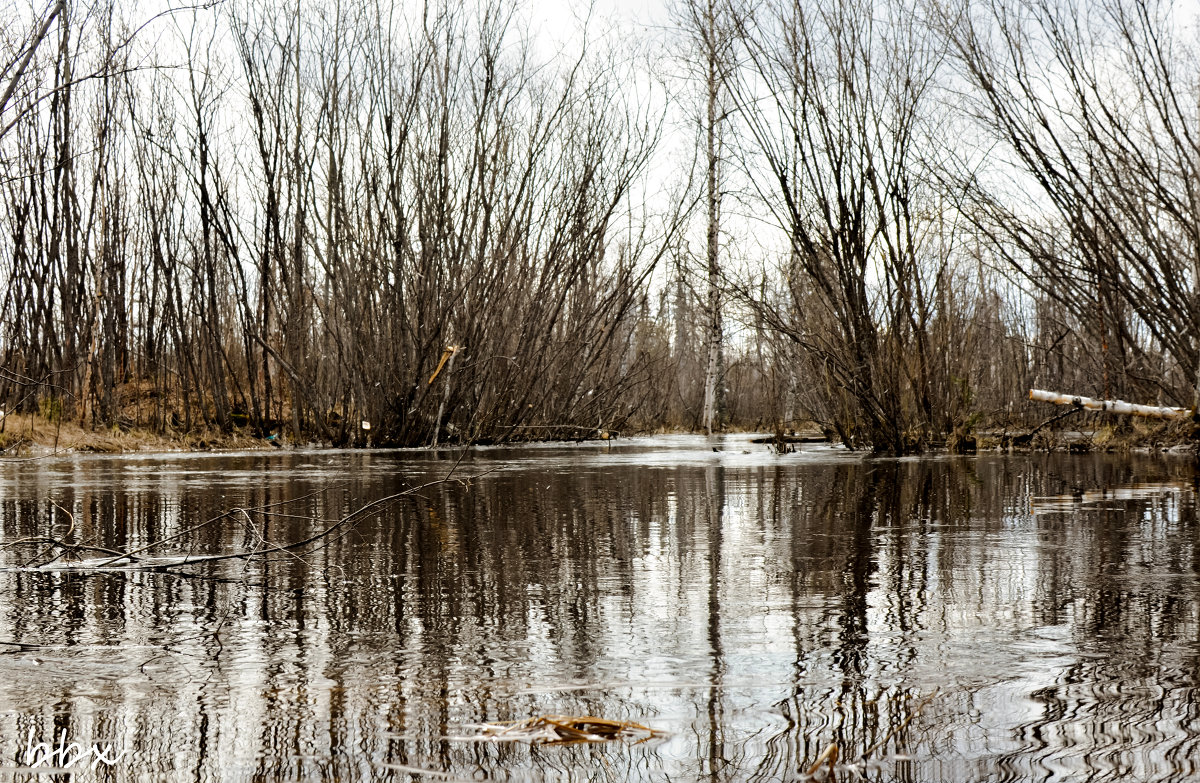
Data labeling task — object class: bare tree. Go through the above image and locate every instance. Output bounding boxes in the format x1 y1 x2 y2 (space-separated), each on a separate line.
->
2 0 1088 448
726 0 949 450
941 0 1200 411
0 1 66 132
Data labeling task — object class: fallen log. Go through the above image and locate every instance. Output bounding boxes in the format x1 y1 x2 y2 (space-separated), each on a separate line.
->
1028 389 1190 420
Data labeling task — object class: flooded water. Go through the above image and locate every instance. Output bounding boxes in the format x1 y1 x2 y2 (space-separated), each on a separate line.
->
0 434 1198 781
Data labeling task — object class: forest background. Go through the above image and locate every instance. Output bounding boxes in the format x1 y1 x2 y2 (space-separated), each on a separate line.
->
2 0 1199 453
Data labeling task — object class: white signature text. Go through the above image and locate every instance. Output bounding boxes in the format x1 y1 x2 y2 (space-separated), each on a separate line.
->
22 727 125 770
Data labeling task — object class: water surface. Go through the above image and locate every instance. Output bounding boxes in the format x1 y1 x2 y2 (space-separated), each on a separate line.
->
0 435 1197 781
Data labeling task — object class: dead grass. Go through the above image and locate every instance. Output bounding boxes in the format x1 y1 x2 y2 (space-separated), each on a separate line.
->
0 412 269 457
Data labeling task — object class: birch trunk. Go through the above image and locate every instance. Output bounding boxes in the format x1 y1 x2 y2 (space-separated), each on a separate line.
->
699 0 723 435
1029 389 1189 420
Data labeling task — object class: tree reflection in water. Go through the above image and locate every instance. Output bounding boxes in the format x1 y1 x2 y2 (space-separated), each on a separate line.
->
0 439 1196 780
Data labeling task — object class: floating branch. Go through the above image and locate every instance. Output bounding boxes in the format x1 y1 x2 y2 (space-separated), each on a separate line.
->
1028 389 1190 420
804 743 839 777
451 715 668 745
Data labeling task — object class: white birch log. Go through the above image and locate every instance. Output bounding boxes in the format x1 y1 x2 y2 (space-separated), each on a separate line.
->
1028 389 1190 420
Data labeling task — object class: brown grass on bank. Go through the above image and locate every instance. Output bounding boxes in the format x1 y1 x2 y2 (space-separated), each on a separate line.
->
0 412 269 457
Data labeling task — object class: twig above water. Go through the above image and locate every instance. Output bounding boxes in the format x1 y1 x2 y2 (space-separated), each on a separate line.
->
801 689 937 781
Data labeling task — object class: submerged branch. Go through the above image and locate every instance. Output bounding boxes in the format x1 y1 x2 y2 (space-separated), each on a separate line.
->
19 463 480 573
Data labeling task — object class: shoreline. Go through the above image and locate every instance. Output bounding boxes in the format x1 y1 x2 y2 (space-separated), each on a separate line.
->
1 412 1195 459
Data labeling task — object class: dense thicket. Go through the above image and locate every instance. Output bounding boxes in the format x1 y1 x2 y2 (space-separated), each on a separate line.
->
1 0 1197 451
0 0 677 445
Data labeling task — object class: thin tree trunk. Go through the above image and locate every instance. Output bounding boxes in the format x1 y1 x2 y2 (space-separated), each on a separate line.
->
700 0 723 435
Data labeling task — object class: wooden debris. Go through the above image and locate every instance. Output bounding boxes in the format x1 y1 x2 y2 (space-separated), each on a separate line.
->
804 743 839 777
1028 389 1189 420
456 715 667 745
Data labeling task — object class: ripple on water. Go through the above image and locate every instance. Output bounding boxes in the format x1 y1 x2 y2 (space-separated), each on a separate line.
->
0 442 1196 780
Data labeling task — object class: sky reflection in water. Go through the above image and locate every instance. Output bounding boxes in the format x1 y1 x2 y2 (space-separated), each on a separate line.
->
0 435 1197 781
